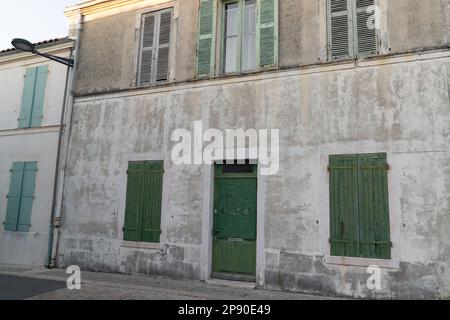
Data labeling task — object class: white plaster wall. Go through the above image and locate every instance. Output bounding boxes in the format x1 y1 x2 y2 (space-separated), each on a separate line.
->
0 54 70 130
0 131 59 266
0 49 71 266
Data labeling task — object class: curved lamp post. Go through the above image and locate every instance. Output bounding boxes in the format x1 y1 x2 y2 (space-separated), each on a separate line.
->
11 38 74 68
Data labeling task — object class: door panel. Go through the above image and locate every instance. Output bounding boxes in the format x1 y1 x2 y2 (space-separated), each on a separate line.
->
212 163 257 281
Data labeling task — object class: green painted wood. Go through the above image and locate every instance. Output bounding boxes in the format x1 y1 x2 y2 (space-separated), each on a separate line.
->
212 163 257 279
329 154 391 259
17 162 37 232
197 0 217 76
258 0 277 67
329 155 360 257
18 68 37 128
123 161 164 243
357 154 391 259
30 65 48 128
4 163 25 231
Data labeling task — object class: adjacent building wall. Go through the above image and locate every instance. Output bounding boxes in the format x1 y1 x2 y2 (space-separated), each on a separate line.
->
0 44 72 266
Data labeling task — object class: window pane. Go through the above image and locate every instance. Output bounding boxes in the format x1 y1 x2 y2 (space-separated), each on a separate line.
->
242 0 256 71
224 2 239 73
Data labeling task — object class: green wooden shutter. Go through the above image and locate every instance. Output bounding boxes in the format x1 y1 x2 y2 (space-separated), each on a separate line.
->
141 162 164 243
4 163 25 231
124 162 164 243
329 155 360 258
354 0 377 57
357 154 391 259
328 0 352 59
30 65 49 128
18 68 37 128
258 0 277 68
197 0 216 76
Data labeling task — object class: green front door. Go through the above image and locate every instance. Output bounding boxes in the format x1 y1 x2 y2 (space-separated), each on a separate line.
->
212 162 257 282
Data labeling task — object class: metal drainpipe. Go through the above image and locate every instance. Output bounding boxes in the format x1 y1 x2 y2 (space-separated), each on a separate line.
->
46 50 72 268
46 13 83 268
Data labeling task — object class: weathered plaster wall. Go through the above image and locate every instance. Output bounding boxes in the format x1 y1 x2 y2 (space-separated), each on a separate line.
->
72 0 450 96
279 0 324 67
174 0 199 82
59 51 450 298
388 0 447 53
75 11 137 95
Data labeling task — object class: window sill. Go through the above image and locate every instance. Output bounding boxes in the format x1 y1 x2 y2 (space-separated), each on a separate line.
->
120 241 163 251
325 255 400 270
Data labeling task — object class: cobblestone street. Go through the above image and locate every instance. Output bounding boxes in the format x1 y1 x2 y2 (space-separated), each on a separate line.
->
0 265 336 300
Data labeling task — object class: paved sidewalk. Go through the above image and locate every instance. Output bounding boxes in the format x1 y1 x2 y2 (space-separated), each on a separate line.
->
0 264 337 300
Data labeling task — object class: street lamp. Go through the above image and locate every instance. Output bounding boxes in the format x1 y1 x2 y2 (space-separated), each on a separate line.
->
11 38 74 68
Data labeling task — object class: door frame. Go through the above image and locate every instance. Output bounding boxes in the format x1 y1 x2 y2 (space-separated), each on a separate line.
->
200 156 266 287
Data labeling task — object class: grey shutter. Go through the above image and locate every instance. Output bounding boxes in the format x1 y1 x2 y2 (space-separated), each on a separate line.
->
140 14 156 85
355 0 377 56
329 0 352 59
156 10 172 82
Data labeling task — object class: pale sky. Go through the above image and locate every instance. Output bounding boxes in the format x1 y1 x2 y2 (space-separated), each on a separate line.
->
0 0 81 51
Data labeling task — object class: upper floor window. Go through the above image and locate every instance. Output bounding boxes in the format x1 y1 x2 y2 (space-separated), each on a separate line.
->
328 0 378 60
138 8 172 86
197 0 278 77
223 0 257 73
19 65 48 129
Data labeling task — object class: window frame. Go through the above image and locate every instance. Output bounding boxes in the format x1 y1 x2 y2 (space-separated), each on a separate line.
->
327 0 380 60
137 8 173 87
4 161 37 233
328 153 392 260
123 161 165 244
220 0 258 74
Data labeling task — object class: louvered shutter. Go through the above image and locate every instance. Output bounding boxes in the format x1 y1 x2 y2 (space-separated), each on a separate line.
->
18 68 37 129
139 14 156 85
329 0 352 59
141 162 164 243
124 162 164 243
197 0 216 76
30 65 49 128
258 0 277 68
355 0 377 56
357 154 391 259
156 11 172 81
329 155 360 258
4 163 25 231
17 162 37 232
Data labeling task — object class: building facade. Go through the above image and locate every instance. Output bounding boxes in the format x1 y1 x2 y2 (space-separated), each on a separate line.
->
0 39 74 266
59 0 450 299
